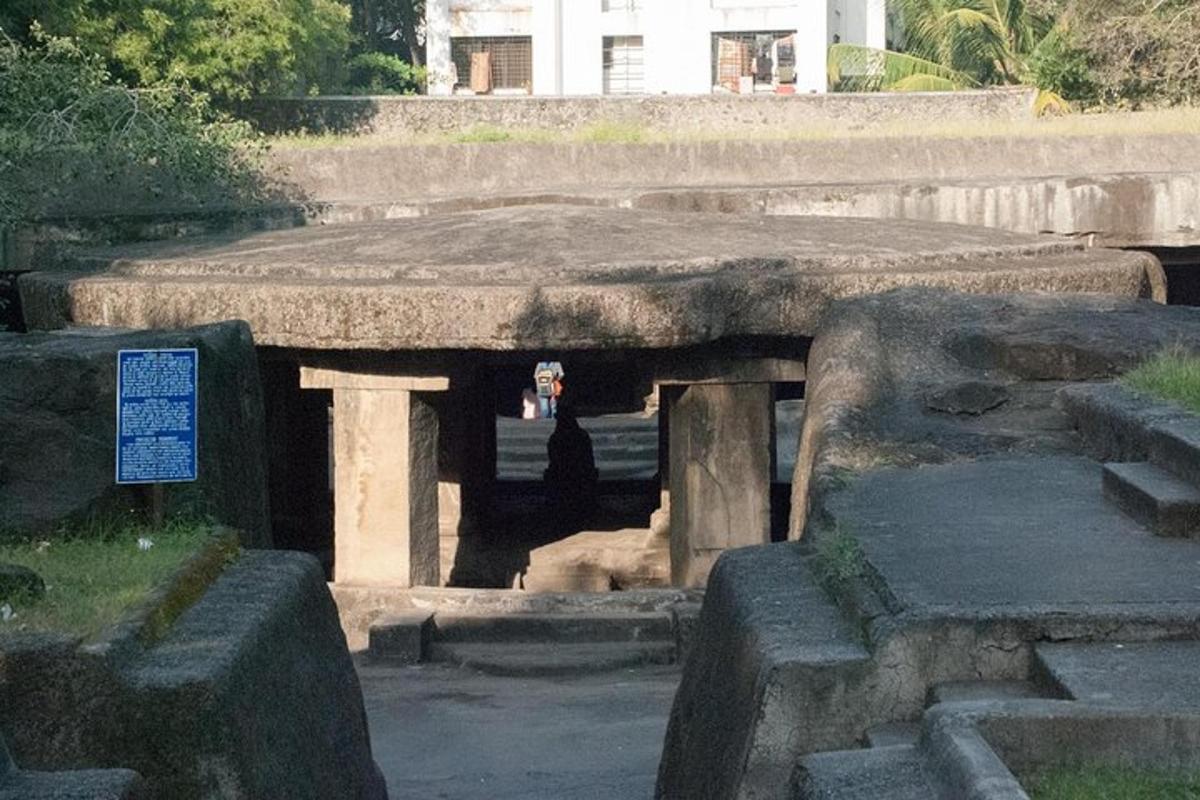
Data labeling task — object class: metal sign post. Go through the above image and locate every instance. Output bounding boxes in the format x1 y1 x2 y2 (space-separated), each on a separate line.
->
116 349 199 526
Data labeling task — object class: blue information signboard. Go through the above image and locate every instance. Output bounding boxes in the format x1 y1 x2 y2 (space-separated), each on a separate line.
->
116 349 199 484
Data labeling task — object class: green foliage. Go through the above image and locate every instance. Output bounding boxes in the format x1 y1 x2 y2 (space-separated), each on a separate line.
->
1057 0 1200 109
1027 763 1200 799
0 516 217 638
1026 25 1096 106
829 0 1071 111
2 0 352 103
828 43 976 92
346 51 425 95
1123 349 1200 415
812 525 866 597
0 31 266 229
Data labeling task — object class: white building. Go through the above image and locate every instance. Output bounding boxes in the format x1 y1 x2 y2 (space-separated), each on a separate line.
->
426 0 886 97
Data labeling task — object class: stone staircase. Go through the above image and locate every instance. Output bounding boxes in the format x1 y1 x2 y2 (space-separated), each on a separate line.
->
1061 382 1200 539
495 399 805 483
1102 461 1200 537
364 589 699 676
793 681 1047 800
0 734 147 800
497 414 659 482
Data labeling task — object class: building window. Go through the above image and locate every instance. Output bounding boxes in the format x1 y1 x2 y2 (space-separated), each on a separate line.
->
603 36 645 95
602 0 643 11
711 31 797 93
450 36 533 93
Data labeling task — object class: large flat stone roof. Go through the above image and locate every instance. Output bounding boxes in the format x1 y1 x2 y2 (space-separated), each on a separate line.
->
20 206 1163 350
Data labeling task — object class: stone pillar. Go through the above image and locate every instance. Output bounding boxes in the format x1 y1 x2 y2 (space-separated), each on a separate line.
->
668 383 775 588
301 368 449 587
435 372 497 586
650 384 683 540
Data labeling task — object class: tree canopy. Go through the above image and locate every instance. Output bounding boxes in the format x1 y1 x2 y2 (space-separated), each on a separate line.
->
1 0 352 104
829 0 1200 109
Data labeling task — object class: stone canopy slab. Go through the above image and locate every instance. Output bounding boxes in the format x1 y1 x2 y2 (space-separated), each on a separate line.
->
20 206 1163 350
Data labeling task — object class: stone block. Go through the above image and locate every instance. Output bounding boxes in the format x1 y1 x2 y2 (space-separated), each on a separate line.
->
0 551 385 800
668 383 774 587
332 386 440 586
1102 461 1200 537
524 528 669 593
0 323 271 546
0 768 150 799
368 611 434 664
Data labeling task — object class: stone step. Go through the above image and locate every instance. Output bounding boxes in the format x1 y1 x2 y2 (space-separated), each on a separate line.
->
498 445 659 464
1035 641 1200 710
368 611 435 664
496 464 658 481
0 769 148 800
432 611 674 644
425 640 676 677
1150 421 1200 488
864 722 922 749
793 745 940 800
400 586 701 614
927 680 1044 707
1102 461 1200 538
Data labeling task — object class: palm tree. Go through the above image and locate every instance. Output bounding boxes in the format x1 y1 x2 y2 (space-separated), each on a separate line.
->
828 0 1068 110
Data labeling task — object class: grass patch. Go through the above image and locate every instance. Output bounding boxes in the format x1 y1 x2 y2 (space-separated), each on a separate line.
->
1027 764 1200 799
812 525 866 596
575 120 646 143
0 517 217 639
1122 349 1200 415
267 107 1200 150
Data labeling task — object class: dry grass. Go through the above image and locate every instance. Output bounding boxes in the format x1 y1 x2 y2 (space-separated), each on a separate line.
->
268 107 1200 150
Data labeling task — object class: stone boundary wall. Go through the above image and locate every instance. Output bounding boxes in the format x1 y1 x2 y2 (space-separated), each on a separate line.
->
268 133 1200 204
244 87 1037 136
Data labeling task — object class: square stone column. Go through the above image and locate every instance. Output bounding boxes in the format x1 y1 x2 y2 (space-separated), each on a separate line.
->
301 368 449 587
433 373 497 586
668 383 776 588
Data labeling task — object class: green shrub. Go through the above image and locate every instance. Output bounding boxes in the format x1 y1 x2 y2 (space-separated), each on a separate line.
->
1123 349 1200 415
346 51 425 95
0 30 266 229
2 0 352 103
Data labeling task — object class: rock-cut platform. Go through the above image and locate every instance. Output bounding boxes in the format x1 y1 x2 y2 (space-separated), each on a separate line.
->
20 205 1163 350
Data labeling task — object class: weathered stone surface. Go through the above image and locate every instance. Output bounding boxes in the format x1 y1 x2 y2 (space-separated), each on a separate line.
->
0 551 386 800
0 564 44 602
792 289 1200 538
669 383 774 588
1102 461 1200 538
115 551 387 799
368 611 434 664
263 132 1197 206
0 322 271 547
524 528 669 593
331 385 440 587
248 89 1037 137
662 289 1200 799
20 207 1162 350
924 381 1010 415
0 767 150 799
656 546 871 800
1035 641 1200 710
